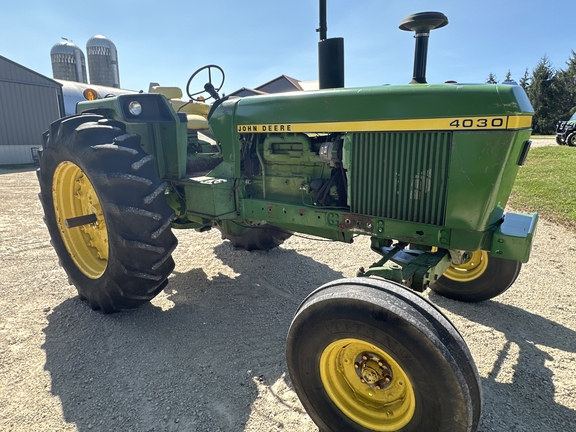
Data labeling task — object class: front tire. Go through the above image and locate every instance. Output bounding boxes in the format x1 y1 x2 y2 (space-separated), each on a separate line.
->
556 134 565 145
429 250 521 302
286 278 482 432
38 114 177 312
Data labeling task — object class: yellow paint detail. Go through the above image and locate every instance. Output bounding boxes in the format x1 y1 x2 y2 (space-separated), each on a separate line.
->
237 115 532 134
444 250 489 282
506 116 532 129
52 161 108 279
319 338 416 431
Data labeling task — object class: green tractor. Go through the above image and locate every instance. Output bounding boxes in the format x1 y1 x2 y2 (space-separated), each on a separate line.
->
37 6 537 432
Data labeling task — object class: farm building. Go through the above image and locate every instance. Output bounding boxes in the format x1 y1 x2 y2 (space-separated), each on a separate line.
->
229 75 318 97
0 55 64 165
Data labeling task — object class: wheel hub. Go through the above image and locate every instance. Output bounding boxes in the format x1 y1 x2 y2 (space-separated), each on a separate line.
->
75 174 108 260
52 161 109 279
355 353 393 390
319 338 415 431
444 250 488 282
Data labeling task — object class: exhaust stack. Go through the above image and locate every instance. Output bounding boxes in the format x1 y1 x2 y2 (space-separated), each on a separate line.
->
318 0 344 89
400 12 448 84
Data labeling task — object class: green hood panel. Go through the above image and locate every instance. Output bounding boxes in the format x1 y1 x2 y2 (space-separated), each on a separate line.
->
210 83 533 139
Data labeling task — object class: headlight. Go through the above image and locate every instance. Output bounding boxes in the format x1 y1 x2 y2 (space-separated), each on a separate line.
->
118 94 174 122
128 101 143 116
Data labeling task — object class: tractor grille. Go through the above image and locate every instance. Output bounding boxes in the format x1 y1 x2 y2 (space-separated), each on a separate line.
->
349 132 452 226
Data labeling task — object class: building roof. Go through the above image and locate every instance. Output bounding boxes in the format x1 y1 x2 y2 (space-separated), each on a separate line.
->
227 87 269 97
87 35 117 50
50 39 84 56
255 75 303 91
0 55 62 88
297 80 320 91
229 75 319 98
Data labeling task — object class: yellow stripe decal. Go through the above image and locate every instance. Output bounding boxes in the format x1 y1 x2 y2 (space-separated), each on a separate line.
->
506 116 533 129
237 115 532 134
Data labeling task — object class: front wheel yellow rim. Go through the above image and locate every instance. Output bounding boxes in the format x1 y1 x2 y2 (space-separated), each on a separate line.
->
52 161 108 279
320 338 415 431
443 250 489 283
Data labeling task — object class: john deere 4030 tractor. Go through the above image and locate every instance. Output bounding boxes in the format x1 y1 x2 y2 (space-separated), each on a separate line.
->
38 6 537 432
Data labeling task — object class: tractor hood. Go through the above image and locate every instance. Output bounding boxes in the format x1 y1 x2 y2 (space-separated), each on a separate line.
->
209 83 533 143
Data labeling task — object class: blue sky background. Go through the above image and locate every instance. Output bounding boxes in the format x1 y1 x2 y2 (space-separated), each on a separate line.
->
2 1 573 94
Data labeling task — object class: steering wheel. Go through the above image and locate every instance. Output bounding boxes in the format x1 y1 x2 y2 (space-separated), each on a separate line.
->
186 64 225 102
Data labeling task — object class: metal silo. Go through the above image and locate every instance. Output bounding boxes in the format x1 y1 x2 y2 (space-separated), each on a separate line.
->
86 35 120 88
50 39 88 83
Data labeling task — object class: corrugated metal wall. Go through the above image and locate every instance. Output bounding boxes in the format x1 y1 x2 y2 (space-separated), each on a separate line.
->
0 56 63 165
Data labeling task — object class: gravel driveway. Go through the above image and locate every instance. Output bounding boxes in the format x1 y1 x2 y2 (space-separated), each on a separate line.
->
0 138 574 431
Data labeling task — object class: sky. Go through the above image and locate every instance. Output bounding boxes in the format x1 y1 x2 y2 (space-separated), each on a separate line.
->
2 0 574 95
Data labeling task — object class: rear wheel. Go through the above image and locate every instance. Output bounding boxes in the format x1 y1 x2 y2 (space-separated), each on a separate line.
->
566 132 576 147
38 114 177 312
218 220 292 251
429 250 521 302
286 278 482 432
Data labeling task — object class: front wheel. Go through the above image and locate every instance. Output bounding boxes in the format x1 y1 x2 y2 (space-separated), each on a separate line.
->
556 134 565 145
286 278 482 432
38 114 178 312
566 132 576 147
429 251 521 302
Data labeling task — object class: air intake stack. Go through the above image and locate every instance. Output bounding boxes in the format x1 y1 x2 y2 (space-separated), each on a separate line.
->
317 0 344 89
399 12 448 84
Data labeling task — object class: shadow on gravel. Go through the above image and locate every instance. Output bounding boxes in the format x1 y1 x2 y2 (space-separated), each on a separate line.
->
430 293 576 431
42 242 340 431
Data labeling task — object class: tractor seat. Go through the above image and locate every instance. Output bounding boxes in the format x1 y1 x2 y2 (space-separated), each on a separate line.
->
186 114 209 131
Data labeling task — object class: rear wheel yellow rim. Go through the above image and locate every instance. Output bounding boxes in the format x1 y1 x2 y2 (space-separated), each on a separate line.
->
443 250 488 282
319 338 415 431
52 161 108 279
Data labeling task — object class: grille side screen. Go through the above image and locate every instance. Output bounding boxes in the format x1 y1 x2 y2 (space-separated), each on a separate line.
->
350 132 452 225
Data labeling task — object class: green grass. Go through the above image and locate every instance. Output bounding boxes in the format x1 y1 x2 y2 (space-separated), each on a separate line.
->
509 146 576 230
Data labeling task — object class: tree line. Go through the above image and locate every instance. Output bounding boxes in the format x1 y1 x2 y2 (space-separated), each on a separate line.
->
486 51 576 134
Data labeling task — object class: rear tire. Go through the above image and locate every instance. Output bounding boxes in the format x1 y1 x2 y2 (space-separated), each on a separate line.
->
218 220 292 251
286 278 482 432
430 251 521 302
38 114 177 312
